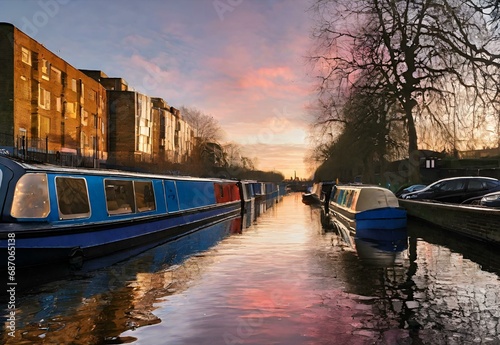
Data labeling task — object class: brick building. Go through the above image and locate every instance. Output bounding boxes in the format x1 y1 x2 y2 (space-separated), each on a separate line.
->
1 23 197 169
81 71 196 167
0 22 108 166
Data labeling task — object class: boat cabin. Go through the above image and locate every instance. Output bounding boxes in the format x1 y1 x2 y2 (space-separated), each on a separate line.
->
330 185 400 213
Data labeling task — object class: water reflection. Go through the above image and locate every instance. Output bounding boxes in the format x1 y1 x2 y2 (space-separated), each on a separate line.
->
354 237 407 267
405 221 500 344
0 217 241 344
1 195 500 345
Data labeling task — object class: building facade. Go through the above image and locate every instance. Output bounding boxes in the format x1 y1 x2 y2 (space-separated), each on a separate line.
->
0 23 108 166
152 99 196 165
1 23 197 169
82 70 197 167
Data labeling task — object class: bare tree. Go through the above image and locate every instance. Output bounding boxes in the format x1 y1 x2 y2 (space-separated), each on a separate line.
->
179 106 225 175
310 0 500 182
180 106 224 145
223 142 256 170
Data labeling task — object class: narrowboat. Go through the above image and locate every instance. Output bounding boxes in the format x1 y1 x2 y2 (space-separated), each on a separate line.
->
328 185 407 237
238 180 256 228
252 182 265 219
0 155 242 269
302 181 335 206
264 182 278 209
302 184 317 205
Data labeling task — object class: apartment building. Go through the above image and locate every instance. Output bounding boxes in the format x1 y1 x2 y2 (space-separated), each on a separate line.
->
0 23 107 166
1 23 197 169
151 99 196 165
103 88 195 166
79 70 198 167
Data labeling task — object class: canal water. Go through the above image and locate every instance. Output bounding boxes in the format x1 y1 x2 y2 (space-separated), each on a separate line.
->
2 193 500 344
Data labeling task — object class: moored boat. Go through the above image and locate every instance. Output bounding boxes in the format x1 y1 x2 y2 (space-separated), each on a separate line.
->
0 155 242 269
302 181 335 206
328 185 407 236
239 180 256 228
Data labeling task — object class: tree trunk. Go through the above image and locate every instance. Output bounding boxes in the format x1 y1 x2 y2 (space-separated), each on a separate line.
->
405 101 420 183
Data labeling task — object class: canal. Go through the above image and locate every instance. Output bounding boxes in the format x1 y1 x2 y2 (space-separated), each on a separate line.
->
2 193 500 344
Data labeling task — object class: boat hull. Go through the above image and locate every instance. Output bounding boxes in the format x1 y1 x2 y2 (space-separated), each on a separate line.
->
355 207 407 231
330 206 407 234
0 202 241 269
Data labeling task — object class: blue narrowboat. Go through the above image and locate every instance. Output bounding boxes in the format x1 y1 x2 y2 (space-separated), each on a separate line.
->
0 155 242 269
239 180 256 228
251 182 265 219
265 182 279 209
328 185 407 238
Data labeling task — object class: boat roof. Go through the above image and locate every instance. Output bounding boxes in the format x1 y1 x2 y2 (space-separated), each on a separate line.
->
0 155 233 182
334 184 399 211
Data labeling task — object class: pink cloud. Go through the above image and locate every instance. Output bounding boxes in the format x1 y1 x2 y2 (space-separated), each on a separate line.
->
239 66 292 88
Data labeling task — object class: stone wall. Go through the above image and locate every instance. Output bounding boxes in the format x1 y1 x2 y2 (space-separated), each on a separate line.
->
399 199 500 244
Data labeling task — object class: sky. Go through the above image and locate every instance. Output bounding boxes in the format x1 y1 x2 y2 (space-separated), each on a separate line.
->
0 0 318 179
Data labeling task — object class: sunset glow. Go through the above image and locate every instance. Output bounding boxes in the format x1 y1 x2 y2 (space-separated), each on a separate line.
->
0 0 316 179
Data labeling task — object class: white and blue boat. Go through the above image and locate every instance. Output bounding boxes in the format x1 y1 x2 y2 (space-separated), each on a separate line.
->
0 155 242 269
328 185 407 237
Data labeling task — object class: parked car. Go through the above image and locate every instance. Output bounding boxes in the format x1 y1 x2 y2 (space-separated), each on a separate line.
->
402 176 500 204
395 184 427 198
479 191 500 207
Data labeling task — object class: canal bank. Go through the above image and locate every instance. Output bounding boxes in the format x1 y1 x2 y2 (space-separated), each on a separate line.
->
1 194 500 344
400 199 500 245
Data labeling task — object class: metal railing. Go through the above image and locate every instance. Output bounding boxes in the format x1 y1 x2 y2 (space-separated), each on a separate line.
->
0 133 97 168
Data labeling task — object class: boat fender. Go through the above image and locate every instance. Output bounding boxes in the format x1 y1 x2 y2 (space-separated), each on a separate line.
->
68 247 84 270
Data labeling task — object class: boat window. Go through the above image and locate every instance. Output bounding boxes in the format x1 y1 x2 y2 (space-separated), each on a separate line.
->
345 190 354 208
351 190 359 209
333 189 341 204
11 173 50 218
134 180 156 212
105 179 135 215
56 177 90 219
338 189 347 206
245 184 253 198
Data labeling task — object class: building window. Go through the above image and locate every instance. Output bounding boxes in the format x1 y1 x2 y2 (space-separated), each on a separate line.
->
41 59 50 80
56 97 61 112
65 102 76 118
81 131 88 148
20 76 31 99
71 78 77 92
38 86 50 110
82 109 88 126
40 116 50 139
51 66 62 83
21 47 31 65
